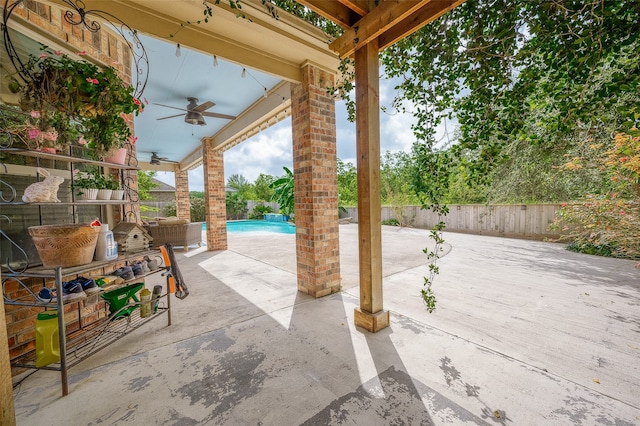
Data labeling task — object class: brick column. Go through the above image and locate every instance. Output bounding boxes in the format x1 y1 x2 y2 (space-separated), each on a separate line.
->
291 65 341 297
175 169 190 221
203 143 227 250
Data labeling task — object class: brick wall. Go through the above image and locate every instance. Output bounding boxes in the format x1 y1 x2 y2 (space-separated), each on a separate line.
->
291 65 341 297
203 143 227 250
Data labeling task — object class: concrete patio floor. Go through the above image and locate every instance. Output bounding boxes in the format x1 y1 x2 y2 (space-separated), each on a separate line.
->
11 224 640 425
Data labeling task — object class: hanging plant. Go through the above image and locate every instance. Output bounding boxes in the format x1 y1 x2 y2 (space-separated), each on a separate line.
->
16 46 144 156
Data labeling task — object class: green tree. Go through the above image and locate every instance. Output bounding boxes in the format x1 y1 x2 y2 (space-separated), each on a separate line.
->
337 158 357 206
253 173 275 201
227 174 254 199
137 170 159 200
382 0 640 198
269 166 294 217
226 191 248 220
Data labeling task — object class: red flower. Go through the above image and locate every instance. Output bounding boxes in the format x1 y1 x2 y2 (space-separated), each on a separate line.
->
77 50 87 55
86 78 99 84
133 98 141 106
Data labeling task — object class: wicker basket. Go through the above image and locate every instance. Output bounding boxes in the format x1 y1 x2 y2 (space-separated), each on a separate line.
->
28 224 100 268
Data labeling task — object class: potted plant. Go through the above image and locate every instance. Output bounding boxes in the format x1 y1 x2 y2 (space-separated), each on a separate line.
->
105 175 125 200
72 169 99 200
16 46 144 157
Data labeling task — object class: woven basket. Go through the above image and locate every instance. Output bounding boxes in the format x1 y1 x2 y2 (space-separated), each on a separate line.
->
29 224 100 268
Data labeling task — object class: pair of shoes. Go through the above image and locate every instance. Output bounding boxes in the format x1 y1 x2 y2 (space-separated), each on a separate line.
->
62 281 87 301
38 281 87 304
114 266 134 281
68 277 101 295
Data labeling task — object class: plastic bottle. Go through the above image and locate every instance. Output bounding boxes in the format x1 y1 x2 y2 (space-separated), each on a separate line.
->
140 288 152 318
152 285 163 313
35 310 60 367
95 224 118 261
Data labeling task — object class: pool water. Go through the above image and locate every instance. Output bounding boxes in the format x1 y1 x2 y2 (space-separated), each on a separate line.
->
202 220 296 234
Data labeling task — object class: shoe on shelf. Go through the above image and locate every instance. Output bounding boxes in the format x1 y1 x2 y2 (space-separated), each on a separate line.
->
72 276 101 294
62 281 87 301
38 287 55 303
131 263 145 277
114 266 134 281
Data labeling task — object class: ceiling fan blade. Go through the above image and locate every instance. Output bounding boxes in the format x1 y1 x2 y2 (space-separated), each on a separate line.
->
201 111 237 120
153 103 187 112
193 101 215 112
157 113 185 121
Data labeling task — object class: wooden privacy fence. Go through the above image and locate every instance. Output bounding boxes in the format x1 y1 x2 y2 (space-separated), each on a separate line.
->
344 204 562 240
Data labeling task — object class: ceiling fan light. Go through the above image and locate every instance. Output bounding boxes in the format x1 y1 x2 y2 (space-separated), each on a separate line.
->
185 111 206 126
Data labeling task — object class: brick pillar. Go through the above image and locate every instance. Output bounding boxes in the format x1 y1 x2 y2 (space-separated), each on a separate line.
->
203 142 227 250
291 65 341 297
175 169 190 221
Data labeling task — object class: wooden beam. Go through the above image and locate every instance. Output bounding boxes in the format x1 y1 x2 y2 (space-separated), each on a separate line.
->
296 0 363 29
353 38 389 332
378 0 466 51
336 0 374 16
329 0 426 58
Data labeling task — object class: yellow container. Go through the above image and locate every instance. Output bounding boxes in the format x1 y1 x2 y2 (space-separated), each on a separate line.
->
140 288 152 318
35 310 60 367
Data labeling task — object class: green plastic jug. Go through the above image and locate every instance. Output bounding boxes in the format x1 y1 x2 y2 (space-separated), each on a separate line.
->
35 310 60 367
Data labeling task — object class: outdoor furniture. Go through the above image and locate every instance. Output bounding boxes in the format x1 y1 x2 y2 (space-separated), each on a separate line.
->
144 219 203 252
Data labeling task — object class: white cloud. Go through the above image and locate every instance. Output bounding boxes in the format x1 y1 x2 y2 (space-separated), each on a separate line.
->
224 120 293 182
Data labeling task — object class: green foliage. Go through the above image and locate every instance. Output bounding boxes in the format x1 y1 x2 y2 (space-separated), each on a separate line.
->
163 203 176 217
226 191 248 220
337 158 358 206
553 132 640 259
19 46 143 155
253 173 275 201
382 0 640 194
381 218 400 226
137 170 159 201
163 196 206 222
248 204 274 220
190 191 205 199
190 197 206 222
269 166 294 216
227 174 256 199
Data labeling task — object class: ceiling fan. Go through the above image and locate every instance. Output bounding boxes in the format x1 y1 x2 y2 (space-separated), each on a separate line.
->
149 152 178 165
155 97 236 125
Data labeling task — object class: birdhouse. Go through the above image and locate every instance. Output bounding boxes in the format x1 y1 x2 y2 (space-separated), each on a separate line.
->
111 222 153 253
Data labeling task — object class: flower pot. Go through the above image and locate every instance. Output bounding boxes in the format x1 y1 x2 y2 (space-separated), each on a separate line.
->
110 189 125 200
76 188 98 200
97 189 113 200
104 148 128 165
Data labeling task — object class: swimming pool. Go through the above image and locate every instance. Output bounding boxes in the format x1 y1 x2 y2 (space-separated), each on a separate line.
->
202 220 296 234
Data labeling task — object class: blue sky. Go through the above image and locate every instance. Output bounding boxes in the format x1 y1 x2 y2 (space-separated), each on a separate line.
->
156 78 454 191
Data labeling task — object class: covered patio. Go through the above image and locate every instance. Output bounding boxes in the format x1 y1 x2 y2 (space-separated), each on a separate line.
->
11 227 640 424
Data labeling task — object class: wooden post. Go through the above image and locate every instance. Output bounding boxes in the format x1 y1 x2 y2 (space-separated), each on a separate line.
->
353 40 389 332
0 279 16 425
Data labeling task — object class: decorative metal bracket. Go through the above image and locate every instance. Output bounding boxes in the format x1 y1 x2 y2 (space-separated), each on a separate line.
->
2 0 148 98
